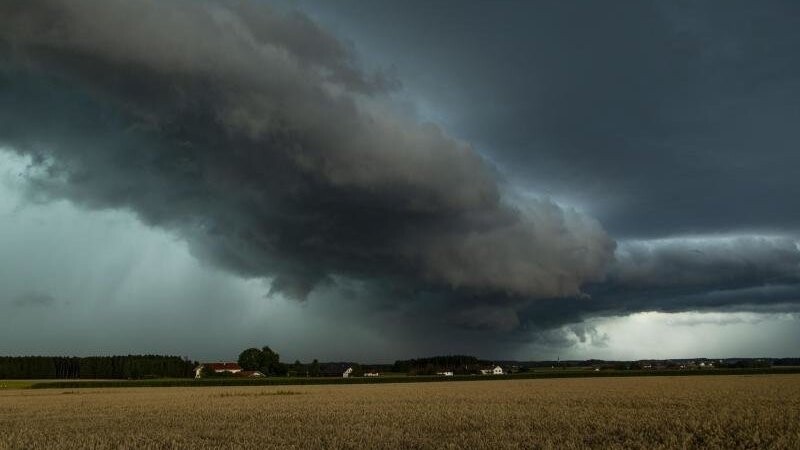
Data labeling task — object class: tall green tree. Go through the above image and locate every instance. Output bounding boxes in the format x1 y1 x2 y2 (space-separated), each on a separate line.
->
235 345 284 375
260 346 280 374
309 359 321 377
238 348 263 371
291 360 304 377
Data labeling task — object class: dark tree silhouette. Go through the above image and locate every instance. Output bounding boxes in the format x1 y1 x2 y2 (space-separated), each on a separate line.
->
238 348 263 371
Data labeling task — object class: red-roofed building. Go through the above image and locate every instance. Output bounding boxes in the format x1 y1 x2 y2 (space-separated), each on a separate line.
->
194 362 242 378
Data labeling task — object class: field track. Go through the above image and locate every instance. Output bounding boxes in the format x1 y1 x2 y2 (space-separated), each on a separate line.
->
2 374 799 449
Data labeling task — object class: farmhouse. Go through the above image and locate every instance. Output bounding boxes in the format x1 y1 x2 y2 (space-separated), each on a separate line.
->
194 363 266 378
194 362 242 378
480 366 504 375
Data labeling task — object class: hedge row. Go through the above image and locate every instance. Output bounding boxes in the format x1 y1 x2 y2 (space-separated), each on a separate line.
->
30 367 800 389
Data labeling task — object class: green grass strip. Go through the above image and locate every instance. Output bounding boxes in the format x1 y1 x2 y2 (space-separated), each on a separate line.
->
26 367 800 389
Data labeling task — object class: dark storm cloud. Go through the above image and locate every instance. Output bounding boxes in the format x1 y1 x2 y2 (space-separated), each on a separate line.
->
611 236 800 290
0 0 614 306
318 232 800 341
2 0 800 352
299 0 800 237
277 0 800 340
514 237 800 332
591 236 800 323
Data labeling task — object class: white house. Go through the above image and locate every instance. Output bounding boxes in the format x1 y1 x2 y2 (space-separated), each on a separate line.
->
436 371 454 376
364 372 380 377
481 366 504 375
342 367 353 378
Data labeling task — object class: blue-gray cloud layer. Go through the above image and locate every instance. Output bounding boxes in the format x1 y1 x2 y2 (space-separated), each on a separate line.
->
297 0 800 238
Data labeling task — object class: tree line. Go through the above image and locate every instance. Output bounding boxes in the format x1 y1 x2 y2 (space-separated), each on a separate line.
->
232 347 349 377
392 355 483 375
0 355 195 379
215 346 368 378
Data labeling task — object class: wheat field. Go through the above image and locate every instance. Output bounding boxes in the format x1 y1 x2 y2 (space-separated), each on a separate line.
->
1 375 799 449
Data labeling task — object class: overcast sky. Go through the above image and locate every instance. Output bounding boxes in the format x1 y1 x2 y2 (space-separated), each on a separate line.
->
1 0 799 362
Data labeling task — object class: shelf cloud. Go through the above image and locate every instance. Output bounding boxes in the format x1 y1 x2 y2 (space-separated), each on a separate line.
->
0 0 613 304
1 0 799 357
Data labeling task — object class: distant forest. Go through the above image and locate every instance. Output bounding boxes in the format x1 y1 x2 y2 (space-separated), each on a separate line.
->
392 355 485 375
0 356 195 379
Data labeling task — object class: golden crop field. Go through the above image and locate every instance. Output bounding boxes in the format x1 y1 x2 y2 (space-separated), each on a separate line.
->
2 375 799 449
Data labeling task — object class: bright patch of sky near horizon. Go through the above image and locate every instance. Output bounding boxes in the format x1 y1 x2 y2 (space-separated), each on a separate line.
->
3 150 798 362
